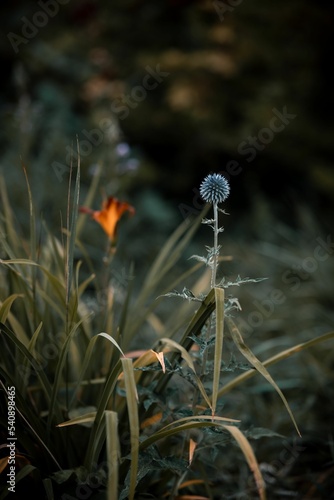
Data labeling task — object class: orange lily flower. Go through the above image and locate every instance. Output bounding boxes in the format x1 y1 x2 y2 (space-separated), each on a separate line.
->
79 196 135 241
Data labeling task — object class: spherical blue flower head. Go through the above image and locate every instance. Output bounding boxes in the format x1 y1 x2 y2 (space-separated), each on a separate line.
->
200 174 230 204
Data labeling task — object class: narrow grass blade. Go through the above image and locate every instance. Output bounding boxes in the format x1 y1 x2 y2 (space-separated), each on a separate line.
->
65 142 80 308
212 287 224 416
42 478 54 500
139 417 238 452
216 330 334 398
0 323 56 409
154 289 216 395
85 359 123 469
1 259 66 306
57 412 97 427
160 414 239 431
106 411 120 500
5 312 29 347
47 317 87 434
76 162 102 238
178 288 216 350
98 332 126 357
19 322 44 394
223 424 266 500
77 272 96 298
118 262 135 347
69 335 99 409
0 294 23 322
22 164 36 261
121 358 139 500
27 322 43 353
0 175 21 252
160 337 212 411
0 379 62 471
8 319 31 352
86 417 108 473
226 316 301 437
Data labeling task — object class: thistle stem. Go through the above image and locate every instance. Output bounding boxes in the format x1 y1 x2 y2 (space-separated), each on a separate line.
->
193 201 219 412
211 201 219 289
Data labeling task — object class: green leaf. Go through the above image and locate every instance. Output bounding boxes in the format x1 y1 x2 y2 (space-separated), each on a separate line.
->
47 317 87 435
154 288 216 395
139 415 239 453
0 323 57 412
212 287 224 416
244 427 284 440
226 316 301 437
223 425 266 500
27 322 43 354
69 335 99 410
42 477 55 500
106 411 120 500
217 330 334 398
0 379 62 471
160 337 212 411
0 294 23 323
84 359 122 469
121 358 139 500
57 411 97 428
1 259 66 308
97 332 126 357
65 142 80 308
19 322 44 393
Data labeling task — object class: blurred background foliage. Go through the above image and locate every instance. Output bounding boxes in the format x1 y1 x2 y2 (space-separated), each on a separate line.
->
1 0 334 228
1 0 334 496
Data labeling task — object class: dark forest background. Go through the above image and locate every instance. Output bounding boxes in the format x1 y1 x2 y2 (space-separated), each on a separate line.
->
1 1 334 230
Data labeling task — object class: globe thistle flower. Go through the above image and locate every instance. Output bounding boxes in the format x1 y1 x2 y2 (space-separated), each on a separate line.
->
200 173 230 204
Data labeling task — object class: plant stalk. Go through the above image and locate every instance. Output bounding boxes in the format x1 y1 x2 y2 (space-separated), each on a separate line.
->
211 201 219 288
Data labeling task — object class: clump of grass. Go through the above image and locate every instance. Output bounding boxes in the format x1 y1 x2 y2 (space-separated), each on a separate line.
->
1 166 333 499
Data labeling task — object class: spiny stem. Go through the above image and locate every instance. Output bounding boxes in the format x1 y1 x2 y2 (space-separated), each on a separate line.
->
211 201 219 289
194 202 219 412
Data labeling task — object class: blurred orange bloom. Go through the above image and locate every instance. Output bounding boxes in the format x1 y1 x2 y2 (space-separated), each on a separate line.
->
79 196 135 241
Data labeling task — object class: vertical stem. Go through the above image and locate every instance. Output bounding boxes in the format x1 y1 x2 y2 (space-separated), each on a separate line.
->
211 201 219 289
193 202 219 412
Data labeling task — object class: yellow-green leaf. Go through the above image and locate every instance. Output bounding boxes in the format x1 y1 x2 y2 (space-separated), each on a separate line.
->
223 424 266 500
212 287 224 416
226 316 301 437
